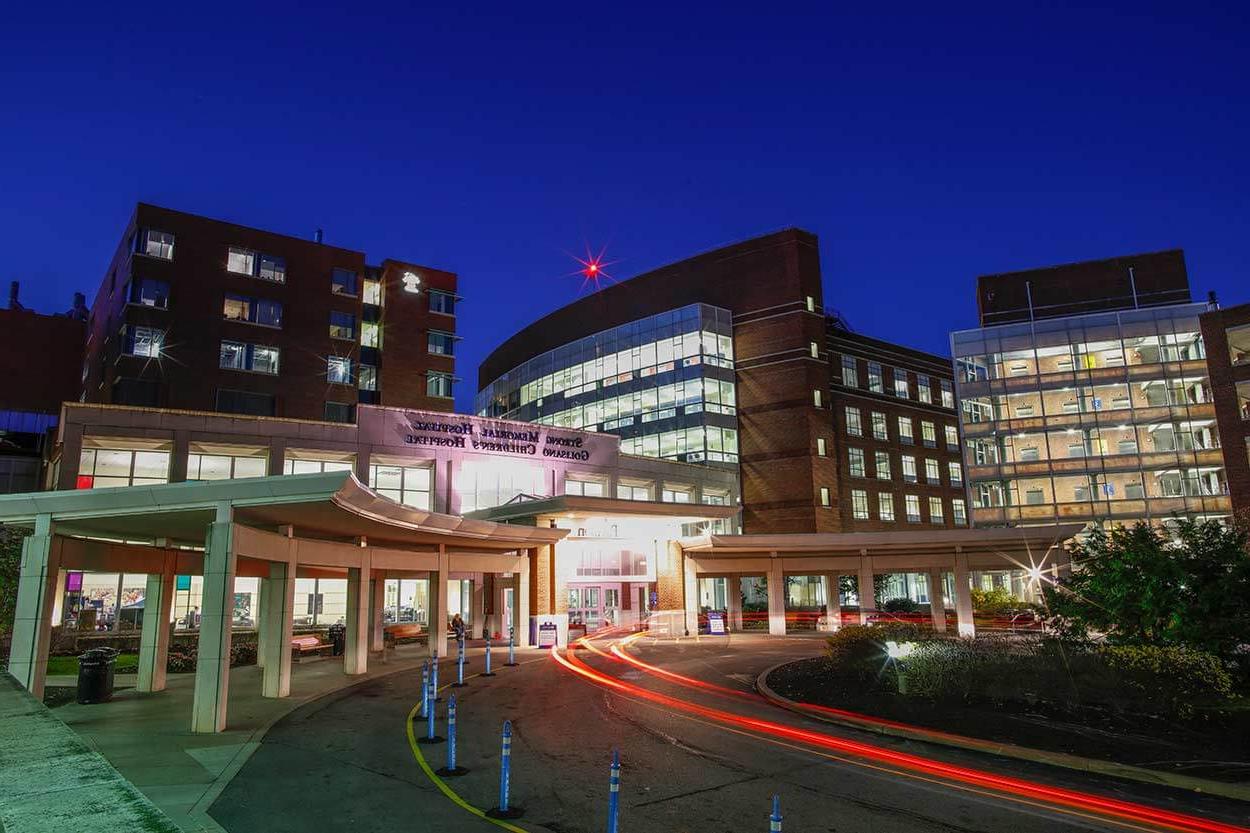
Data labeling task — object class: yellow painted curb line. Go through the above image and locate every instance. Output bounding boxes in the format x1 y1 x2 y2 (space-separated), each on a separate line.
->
404 655 546 833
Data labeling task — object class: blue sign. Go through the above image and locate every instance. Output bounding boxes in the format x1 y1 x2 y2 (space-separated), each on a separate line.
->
707 611 726 635
649 590 659 607
175 575 191 591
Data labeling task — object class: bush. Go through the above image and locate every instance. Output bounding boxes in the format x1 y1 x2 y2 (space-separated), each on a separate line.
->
1099 644 1233 719
971 586 1026 614
167 650 196 674
881 597 918 613
825 623 939 688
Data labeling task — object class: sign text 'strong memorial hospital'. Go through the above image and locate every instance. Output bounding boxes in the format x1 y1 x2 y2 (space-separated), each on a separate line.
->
394 411 619 466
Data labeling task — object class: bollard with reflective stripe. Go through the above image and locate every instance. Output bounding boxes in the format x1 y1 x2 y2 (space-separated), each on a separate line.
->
487 720 523 819
505 628 518 666
483 636 495 676
436 695 468 776
606 748 621 833
769 795 782 832
453 641 467 687
419 661 429 718
431 652 441 701
417 679 444 744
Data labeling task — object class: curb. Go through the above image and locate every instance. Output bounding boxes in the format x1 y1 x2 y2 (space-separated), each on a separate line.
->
755 661 1250 803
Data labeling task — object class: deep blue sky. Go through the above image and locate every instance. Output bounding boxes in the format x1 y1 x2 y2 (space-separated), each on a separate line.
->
3 3 1246 413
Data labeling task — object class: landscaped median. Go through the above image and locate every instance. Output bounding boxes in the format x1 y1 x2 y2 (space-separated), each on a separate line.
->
757 624 1250 802
0 670 181 833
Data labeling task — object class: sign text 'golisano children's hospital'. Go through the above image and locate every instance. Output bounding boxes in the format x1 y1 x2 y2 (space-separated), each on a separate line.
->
396 412 616 465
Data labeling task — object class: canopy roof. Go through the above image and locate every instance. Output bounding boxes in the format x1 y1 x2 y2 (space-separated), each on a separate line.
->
681 525 1082 557
464 494 740 524
0 472 567 552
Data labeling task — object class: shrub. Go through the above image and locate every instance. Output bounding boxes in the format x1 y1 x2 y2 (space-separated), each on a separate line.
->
881 597 918 613
971 586 1025 614
167 650 196 673
1099 644 1233 719
825 623 939 688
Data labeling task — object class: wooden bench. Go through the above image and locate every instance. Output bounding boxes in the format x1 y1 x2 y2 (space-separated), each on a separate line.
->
383 623 425 646
291 634 333 662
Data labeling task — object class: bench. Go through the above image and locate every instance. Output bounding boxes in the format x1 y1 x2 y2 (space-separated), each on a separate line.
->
383 623 425 646
291 634 333 662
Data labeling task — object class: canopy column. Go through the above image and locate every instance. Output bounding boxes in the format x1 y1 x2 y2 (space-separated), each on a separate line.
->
823 573 842 632
368 576 386 653
470 575 486 639
953 549 975 637
766 556 786 636
515 549 531 647
7 514 59 698
137 549 177 692
857 554 876 624
261 553 296 698
682 551 699 636
191 503 235 733
726 575 743 631
428 545 449 657
928 569 948 633
344 548 372 676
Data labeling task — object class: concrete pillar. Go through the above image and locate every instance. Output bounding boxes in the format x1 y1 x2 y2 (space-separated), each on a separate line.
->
137 552 177 692
766 556 786 636
192 504 235 733
515 551 531 647
928 569 948 633
344 552 371 676
49 568 68 626
57 425 84 489
7 515 59 698
726 575 743 631
953 550 975 638
428 545 449 657
169 430 190 483
262 557 295 699
354 449 371 485
267 439 286 476
256 576 270 670
823 573 842 632
857 554 876 624
683 553 699 636
368 577 386 652
470 576 485 639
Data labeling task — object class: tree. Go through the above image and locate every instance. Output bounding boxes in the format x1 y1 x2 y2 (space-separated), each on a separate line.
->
1043 518 1250 660
0 527 26 638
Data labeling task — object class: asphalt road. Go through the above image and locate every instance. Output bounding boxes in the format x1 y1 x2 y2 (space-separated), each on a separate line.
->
211 633 1250 833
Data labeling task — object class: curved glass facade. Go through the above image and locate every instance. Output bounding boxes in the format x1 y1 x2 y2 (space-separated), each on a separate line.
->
476 304 739 464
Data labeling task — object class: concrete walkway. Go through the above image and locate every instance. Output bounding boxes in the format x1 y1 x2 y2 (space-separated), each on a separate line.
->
49 645 434 833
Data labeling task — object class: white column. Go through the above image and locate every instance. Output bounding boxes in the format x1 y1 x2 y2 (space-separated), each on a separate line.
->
857 554 876 624
726 575 743 631
766 555 786 636
368 577 386 653
262 556 295 699
953 550 975 638
683 552 699 636
192 504 236 733
344 552 371 676
823 573 842 632
428 545 449 657
515 550 531 647
928 569 948 633
470 575 486 639
137 552 176 692
7 515 58 698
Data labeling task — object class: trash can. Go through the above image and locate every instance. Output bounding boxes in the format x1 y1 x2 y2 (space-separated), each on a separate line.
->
328 622 346 657
77 647 120 704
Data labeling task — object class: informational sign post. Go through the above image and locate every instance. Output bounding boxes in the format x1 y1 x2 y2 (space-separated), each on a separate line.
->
537 621 559 648
707 611 726 635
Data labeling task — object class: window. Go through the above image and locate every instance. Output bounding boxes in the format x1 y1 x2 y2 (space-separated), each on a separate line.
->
330 311 356 340
867 362 883 393
848 448 865 477
427 371 453 398
617 481 652 501
841 355 858 386
819 486 832 507
219 340 279 375
905 494 921 522
929 497 944 523
227 247 256 276
284 457 354 475
428 290 456 315
902 455 917 482
223 294 282 327
944 425 959 449
327 356 353 384
893 369 910 398
941 379 954 409
921 421 936 447
1226 324 1250 366
186 451 267 481
324 402 355 423
361 321 380 348
428 330 456 356
142 229 174 259
845 406 862 436
878 493 895 522
816 437 827 456
216 388 275 416
872 412 888 440
258 254 286 282
898 417 913 444
332 268 358 296
851 489 869 519
363 278 382 306
952 498 967 525
925 458 940 482
809 341 819 358
566 476 606 497
918 376 932 404
813 389 823 408
948 461 963 485
370 463 433 508
123 325 163 358
662 486 693 503
77 448 170 489
358 364 377 391
806 295 815 312
130 278 169 308
875 451 891 480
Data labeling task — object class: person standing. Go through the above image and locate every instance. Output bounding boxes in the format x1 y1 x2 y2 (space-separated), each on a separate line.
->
451 612 466 650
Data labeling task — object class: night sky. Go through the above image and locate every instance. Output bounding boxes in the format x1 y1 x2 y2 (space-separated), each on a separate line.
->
3 3 1246 413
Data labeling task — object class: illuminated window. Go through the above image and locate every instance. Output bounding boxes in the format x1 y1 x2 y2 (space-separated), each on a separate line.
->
142 229 174 260
426 371 453 398
361 321 380 348
285 456 354 475
921 421 937 447
819 486 831 507
362 279 382 306
220 341 279 375
845 406 862 436
945 425 959 448
898 417 913 444
952 498 967 525
918 376 932 403
565 476 605 497
893 369 910 398
875 451 891 480
428 330 456 356
841 355 858 386
223 294 282 327
358 364 377 391
809 341 819 358
816 437 827 456
806 296 815 312
129 278 169 309
616 481 652 501
925 458 940 482
330 311 355 340
929 497 944 523
77 447 170 489
369 462 432 509
327 356 352 384
227 247 256 276
458 457 547 512
851 489 869 519
848 447 865 477
813 389 823 408
940 379 955 408
902 455 917 483
661 486 693 503
429 290 456 316
258 254 285 282
702 488 730 505
905 494 921 523
123 326 163 358
867 362 882 393
878 492 895 522
331 268 358 296
871 411 887 440
186 449 267 481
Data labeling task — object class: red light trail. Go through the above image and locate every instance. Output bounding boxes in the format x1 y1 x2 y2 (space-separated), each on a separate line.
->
552 634 1249 833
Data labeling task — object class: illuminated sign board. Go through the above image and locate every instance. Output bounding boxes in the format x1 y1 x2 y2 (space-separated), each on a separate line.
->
401 271 421 293
393 411 617 466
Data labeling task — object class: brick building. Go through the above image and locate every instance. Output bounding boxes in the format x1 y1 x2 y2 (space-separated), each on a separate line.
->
81 203 459 422
1199 301 1250 520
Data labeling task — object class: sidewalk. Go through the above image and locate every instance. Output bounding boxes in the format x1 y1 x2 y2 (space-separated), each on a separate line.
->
49 644 438 833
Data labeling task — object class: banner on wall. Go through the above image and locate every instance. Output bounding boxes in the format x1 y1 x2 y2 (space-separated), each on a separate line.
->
376 410 619 466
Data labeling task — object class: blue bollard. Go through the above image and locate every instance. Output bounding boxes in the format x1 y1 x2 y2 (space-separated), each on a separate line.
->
436 695 468 776
606 748 621 833
505 627 518 666
431 652 441 701
419 661 429 718
487 720 523 818
770 794 782 832
454 640 467 687
483 636 495 676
